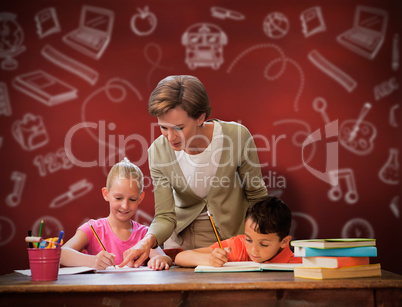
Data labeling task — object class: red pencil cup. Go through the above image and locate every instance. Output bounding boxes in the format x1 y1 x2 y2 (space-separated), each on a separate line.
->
27 247 61 281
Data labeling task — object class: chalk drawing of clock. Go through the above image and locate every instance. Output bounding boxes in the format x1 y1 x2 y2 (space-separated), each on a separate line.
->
0 216 16 246
291 212 318 239
341 218 374 238
32 216 63 238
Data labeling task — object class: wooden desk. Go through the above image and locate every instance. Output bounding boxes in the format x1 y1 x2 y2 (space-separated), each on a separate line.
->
0 268 401 306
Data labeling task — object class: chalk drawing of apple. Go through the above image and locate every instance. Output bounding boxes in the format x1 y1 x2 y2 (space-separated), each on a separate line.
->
131 6 157 36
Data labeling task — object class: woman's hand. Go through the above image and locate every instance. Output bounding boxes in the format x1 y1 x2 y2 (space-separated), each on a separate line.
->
148 255 171 270
92 250 116 270
119 234 156 268
209 247 231 267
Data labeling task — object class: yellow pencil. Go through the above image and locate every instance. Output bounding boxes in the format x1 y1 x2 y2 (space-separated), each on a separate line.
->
207 211 223 249
88 221 116 268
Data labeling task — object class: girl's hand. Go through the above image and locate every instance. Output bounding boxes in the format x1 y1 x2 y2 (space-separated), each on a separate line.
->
92 250 116 270
147 255 171 270
209 247 231 267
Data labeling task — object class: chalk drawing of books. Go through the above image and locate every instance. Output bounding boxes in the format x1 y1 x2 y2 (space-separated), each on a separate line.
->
12 70 77 106
35 7 61 39
300 6 326 38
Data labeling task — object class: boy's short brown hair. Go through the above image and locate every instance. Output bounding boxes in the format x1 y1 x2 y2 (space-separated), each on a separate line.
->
245 197 292 241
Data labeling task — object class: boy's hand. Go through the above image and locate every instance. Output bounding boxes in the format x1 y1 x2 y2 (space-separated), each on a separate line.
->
209 247 231 267
93 250 116 270
147 255 171 270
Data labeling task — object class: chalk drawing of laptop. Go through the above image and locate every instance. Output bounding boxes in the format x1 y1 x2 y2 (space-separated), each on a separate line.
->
336 5 388 60
63 5 114 60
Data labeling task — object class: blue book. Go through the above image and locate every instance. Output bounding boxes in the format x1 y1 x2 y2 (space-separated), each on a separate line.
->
294 246 377 257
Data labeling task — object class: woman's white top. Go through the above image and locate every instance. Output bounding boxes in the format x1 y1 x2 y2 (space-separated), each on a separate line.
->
175 122 223 200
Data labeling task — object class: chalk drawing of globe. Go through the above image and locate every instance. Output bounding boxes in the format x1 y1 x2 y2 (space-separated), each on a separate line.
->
0 13 26 70
263 12 289 39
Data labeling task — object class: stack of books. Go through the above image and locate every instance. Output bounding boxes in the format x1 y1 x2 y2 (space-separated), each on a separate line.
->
291 238 381 279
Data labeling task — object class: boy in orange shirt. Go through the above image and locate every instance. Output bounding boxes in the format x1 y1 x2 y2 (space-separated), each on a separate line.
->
175 197 301 267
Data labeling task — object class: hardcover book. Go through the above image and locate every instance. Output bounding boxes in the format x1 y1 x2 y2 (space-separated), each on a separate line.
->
302 257 370 268
291 238 376 249
294 246 377 257
294 263 381 280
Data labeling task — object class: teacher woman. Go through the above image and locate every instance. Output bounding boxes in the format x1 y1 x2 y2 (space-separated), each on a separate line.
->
120 75 268 267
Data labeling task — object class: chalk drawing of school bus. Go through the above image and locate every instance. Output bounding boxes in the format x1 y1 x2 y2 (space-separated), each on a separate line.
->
181 23 228 70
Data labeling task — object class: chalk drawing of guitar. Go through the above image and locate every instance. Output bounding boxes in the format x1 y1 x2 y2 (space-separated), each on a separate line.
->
340 103 376 155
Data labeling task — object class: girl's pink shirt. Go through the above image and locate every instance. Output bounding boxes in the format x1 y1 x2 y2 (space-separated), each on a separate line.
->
79 218 149 265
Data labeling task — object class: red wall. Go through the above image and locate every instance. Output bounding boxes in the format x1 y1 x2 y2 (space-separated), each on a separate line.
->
0 0 401 275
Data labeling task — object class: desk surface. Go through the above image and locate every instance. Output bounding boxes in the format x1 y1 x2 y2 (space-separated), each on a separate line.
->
1 269 401 306
1 268 401 293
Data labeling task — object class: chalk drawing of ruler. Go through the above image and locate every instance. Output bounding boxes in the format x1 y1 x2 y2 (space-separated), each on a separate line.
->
41 44 99 85
308 49 357 93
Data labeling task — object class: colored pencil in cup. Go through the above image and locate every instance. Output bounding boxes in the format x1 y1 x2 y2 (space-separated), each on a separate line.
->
56 231 64 245
27 230 34 248
36 219 44 248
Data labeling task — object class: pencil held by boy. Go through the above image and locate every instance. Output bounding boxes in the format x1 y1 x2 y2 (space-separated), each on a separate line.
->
60 158 172 270
175 197 301 267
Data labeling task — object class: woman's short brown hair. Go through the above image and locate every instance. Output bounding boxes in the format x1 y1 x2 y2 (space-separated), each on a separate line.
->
148 75 211 119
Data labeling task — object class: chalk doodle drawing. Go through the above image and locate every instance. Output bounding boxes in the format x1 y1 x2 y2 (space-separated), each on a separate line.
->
5 171 26 207
35 7 61 39
182 23 228 70
0 216 16 247
81 78 143 149
378 148 399 185
336 5 388 60
300 6 326 38
328 168 359 204
290 212 319 240
210 6 245 21
341 217 374 238
63 5 114 60
32 216 63 239
227 44 304 112
263 12 289 39
339 103 376 156
130 6 157 36
49 179 93 208
389 195 399 218
0 12 26 71
144 43 173 90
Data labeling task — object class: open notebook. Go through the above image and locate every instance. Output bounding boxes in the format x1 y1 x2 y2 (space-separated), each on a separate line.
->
15 266 152 276
195 261 302 273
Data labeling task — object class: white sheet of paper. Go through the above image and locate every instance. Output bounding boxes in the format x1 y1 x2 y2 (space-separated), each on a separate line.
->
15 265 153 276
